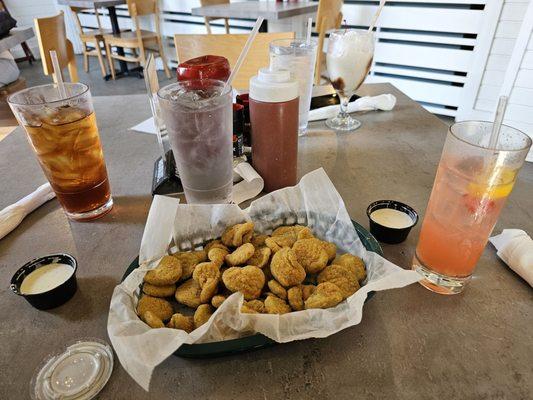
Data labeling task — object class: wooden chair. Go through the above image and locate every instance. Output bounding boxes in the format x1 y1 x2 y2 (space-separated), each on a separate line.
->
34 11 78 83
200 0 230 34
314 0 343 85
103 0 171 80
70 6 111 78
173 32 294 90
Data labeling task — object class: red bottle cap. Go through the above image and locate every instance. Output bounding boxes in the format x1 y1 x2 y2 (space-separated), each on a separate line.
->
177 55 231 82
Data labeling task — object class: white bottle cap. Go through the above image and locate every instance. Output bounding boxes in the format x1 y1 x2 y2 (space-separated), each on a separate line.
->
249 67 299 103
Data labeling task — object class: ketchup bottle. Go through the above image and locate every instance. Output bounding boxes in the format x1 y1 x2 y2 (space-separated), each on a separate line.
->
249 68 299 192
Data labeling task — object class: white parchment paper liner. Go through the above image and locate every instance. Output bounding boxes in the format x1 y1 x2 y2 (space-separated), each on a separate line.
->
108 168 421 390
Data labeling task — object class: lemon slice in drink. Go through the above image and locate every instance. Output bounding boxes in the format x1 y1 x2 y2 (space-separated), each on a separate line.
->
468 168 516 200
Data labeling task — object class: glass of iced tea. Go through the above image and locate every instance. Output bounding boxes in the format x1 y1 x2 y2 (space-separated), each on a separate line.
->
8 83 113 221
412 121 531 294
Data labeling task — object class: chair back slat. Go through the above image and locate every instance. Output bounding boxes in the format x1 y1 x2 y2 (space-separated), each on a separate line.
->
127 0 156 16
174 32 295 90
316 0 343 32
34 11 78 82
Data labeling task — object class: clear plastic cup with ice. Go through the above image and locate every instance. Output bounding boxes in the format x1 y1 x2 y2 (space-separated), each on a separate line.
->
157 79 233 204
269 38 317 136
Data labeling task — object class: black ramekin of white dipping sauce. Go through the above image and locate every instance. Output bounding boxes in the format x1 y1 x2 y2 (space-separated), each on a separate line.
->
366 200 418 244
10 253 77 310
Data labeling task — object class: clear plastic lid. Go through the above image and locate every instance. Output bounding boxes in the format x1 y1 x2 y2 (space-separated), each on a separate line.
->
31 338 113 400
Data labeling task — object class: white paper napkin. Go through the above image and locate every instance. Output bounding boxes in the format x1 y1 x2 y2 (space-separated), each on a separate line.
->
308 94 397 122
0 183 56 240
489 229 533 287
130 117 157 135
232 162 263 204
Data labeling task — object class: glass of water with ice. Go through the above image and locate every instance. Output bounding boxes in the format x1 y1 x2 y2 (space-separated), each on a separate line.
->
269 38 318 136
157 79 233 204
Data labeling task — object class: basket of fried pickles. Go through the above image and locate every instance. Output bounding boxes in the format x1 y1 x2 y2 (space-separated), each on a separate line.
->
137 220 367 333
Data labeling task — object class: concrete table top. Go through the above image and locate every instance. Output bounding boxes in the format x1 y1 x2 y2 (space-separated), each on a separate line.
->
57 0 124 8
191 1 318 20
0 84 532 399
0 27 34 54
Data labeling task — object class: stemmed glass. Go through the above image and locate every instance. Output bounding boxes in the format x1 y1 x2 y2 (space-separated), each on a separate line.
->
326 29 374 131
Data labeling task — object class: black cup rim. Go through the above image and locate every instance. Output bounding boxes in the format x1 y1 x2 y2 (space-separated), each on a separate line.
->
366 200 419 231
10 253 77 297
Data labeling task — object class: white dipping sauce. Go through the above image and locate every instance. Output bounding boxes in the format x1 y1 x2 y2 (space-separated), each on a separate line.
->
20 263 73 294
370 208 413 229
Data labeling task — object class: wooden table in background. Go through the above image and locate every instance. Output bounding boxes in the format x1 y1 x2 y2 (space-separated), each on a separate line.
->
191 1 318 35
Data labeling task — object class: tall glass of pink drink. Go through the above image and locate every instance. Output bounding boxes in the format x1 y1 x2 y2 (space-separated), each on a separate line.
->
412 121 531 294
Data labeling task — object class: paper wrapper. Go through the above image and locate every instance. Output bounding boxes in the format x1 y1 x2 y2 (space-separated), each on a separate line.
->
107 169 421 390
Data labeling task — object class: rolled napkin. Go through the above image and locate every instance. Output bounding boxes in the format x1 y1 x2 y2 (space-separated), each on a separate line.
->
0 183 56 240
308 94 397 122
489 229 533 287
232 161 264 205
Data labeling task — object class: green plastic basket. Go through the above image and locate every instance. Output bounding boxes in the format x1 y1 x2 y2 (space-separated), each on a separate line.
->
121 219 382 358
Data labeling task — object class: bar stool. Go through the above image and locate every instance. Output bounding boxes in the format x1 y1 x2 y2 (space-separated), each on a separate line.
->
103 0 171 80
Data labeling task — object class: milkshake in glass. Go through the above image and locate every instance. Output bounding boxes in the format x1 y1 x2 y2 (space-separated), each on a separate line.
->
269 38 317 135
157 79 233 204
326 29 374 132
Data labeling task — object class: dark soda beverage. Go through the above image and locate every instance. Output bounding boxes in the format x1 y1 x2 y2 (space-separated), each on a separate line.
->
9 83 113 221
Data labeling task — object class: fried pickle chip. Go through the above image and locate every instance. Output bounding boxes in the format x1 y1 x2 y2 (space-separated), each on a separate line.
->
192 262 221 303
317 264 360 299
225 243 255 266
142 282 176 298
287 286 304 311
300 284 316 301
204 239 226 253
320 241 337 262
267 279 287 300
208 248 229 265
211 294 226 308
270 248 306 287
168 313 194 333
175 279 202 308
194 304 214 328
250 234 268 248
222 265 265 300
247 246 271 268
144 255 183 285
172 250 207 280
137 295 173 321
264 237 283 253
142 311 165 328
264 294 291 314
221 222 254 247
334 253 367 283
292 238 328 274
241 299 265 314
304 282 343 309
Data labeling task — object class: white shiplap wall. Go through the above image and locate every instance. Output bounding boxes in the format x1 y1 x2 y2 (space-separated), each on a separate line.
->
458 0 531 116
457 0 533 160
